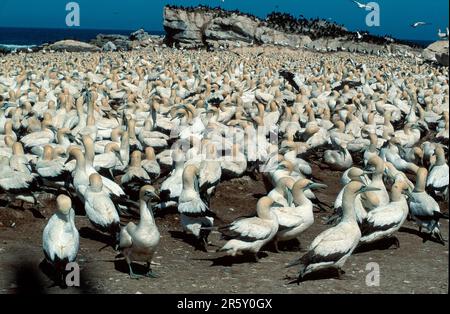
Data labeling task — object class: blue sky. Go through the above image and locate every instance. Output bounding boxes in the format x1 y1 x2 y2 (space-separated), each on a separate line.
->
0 0 448 40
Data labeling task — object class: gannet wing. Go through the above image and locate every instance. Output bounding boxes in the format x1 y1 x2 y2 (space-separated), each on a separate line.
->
220 217 272 242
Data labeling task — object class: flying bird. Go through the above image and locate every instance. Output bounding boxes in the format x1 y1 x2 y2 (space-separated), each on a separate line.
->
411 22 431 28
437 28 449 39
351 0 375 10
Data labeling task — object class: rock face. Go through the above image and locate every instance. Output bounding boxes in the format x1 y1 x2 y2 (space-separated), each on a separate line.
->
423 41 449 66
102 41 117 52
48 40 101 52
163 7 310 49
91 34 132 51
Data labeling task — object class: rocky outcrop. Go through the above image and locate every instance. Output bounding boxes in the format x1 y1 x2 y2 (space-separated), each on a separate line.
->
163 6 310 49
48 40 101 52
423 41 449 66
305 37 419 56
163 6 422 57
90 34 132 51
102 41 117 52
90 30 163 51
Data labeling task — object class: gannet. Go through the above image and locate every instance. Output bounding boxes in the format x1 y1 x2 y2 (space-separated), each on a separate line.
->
408 168 448 244
121 150 152 199
359 180 410 246
287 181 379 282
178 164 215 251
362 156 389 209
42 194 79 285
159 149 185 207
426 146 449 200
141 146 161 180
198 142 221 205
119 185 160 279
272 179 327 250
217 196 279 261
84 173 121 246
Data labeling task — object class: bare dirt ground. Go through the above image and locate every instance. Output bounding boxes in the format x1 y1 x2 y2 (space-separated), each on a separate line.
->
0 164 448 294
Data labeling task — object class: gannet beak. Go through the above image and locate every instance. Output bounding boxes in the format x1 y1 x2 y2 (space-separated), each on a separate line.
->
65 155 75 165
357 186 381 194
148 191 160 201
307 182 328 190
115 151 124 165
171 113 183 121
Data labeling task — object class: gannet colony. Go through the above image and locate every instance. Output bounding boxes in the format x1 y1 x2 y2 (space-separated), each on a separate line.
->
0 5 448 293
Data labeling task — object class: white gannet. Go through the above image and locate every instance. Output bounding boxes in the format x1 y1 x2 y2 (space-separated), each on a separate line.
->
159 149 185 207
352 1 375 11
272 179 327 250
411 21 431 28
287 181 379 282
119 185 160 279
84 173 121 246
408 167 448 244
217 196 279 261
141 146 161 180
121 150 152 199
178 164 215 251
220 144 247 179
198 142 221 205
426 146 449 200
359 180 410 246
362 156 389 209
42 194 79 285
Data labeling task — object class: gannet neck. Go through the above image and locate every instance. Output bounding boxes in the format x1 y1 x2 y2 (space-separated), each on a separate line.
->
128 119 137 139
130 151 142 167
256 197 273 220
73 150 86 172
435 147 446 166
390 183 405 202
139 199 155 225
414 168 427 192
341 184 359 224
292 187 308 206
42 146 53 161
83 136 95 166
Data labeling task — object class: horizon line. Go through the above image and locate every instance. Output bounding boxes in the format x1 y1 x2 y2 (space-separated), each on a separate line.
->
0 26 438 42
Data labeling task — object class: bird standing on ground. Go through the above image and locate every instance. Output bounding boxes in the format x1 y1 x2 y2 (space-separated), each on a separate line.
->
217 196 279 261
119 185 160 279
178 164 215 251
42 194 79 285
407 168 448 245
287 181 379 282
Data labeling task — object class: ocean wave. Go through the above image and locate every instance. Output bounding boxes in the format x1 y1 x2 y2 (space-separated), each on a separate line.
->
0 44 37 52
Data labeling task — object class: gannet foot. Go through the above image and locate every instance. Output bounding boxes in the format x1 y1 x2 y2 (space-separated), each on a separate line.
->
145 270 159 278
130 273 143 280
273 241 280 253
128 263 142 280
390 237 400 249
336 269 346 280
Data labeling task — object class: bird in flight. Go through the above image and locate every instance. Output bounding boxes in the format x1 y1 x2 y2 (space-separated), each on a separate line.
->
351 0 375 11
411 22 431 28
437 28 449 39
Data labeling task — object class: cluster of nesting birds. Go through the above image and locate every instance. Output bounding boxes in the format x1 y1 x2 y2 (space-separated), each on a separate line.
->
0 46 448 285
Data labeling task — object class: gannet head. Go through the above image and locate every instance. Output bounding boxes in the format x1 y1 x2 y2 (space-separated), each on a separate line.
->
56 194 72 216
140 185 159 202
89 173 103 192
12 142 24 156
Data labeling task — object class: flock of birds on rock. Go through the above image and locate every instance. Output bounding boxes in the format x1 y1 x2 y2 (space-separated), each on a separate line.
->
0 46 448 285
